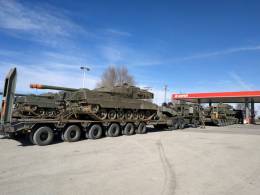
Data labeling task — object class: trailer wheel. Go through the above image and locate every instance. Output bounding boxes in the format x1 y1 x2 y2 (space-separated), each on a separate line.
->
136 122 147 134
85 130 89 139
179 120 185 129
60 132 65 141
64 125 81 142
170 120 179 130
107 123 120 137
33 126 54 146
29 131 35 145
123 123 135 135
88 124 103 139
192 121 199 128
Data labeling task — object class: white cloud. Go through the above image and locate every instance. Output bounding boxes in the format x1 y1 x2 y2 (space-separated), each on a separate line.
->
229 72 253 90
100 46 123 63
128 44 260 67
172 45 260 62
107 44 260 68
0 0 84 46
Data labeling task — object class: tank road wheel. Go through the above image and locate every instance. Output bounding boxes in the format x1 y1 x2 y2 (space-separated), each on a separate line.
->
133 111 138 120
88 124 103 139
136 122 147 134
125 110 133 120
138 111 145 120
145 110 151 119
117 110 125 120
108 110 117 120
107 123 120 137
123 123 135 135
91 105 100 113
33 126 54 146
98 109 107 120
64 125 81 142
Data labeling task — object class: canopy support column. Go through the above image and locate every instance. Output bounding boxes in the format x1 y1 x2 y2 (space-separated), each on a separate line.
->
245 98 250 124
251 99 255 124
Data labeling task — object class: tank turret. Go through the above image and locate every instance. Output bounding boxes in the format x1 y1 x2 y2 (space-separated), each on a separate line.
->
94 84 154 99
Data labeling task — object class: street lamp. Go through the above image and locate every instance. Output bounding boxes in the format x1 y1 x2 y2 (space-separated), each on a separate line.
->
80 66 90 88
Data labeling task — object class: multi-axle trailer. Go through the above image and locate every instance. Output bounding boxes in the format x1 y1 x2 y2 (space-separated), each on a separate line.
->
0 68 195 146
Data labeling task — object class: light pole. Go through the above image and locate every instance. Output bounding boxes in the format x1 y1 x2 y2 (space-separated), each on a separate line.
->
80 66 90 88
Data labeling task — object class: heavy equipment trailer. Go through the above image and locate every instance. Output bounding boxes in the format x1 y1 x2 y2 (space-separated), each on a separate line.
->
0 68 188 146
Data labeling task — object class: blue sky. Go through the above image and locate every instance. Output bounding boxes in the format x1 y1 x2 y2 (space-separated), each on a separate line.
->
0 0 260 104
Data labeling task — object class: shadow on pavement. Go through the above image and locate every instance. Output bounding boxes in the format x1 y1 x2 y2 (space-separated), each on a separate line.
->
184 125 260 136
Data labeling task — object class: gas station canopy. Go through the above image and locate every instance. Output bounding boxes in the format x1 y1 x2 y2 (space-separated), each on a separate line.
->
172 91 260 103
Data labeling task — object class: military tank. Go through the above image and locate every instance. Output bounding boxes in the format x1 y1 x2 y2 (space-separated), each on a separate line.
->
167 102 202 127
11 85 77 119
29 83 158 121
203 103 239 126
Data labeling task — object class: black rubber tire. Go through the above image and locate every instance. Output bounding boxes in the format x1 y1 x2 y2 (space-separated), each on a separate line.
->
123 123 135 135
107 123 120 137
179 121 185 129
171 121 179 130
33 126 54 146
29 131 35 145
192 122 199 128
85 130 89 139
88 124 103 139
8 133 16 139
136 122 147 134
63 125 81 142
61 132 65 141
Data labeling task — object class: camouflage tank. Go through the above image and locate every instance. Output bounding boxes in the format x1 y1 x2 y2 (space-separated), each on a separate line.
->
167 102 202 127
11 85 78 119
29 83 158 121
204 103 239 126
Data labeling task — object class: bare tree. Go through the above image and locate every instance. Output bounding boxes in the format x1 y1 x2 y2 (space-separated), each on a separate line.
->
97 66 117 88
97 65 135 87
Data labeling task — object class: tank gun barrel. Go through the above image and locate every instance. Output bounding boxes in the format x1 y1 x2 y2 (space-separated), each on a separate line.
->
30 84 78 91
